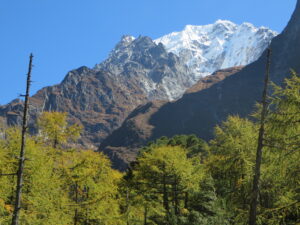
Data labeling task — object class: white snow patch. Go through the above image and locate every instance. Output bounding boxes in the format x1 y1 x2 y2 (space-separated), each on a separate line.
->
155 20 277 79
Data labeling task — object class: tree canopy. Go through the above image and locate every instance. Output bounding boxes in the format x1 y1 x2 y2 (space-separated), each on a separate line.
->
1 72 300 224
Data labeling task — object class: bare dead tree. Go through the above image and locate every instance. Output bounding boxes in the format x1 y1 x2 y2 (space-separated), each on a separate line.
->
11 53 33 225
249 48 272 225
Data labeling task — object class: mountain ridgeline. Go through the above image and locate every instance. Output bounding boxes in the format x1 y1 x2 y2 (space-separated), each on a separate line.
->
99 1 300 169
0 37 191 148
0 21 274 149
155 20 276 79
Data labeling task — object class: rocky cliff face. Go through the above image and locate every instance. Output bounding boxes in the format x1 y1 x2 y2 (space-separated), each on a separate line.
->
0 37 191 148
99 1 300 169
95 36 193 100
0 68 146 148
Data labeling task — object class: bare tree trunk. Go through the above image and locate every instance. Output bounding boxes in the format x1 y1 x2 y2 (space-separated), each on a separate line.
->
249 48 272 225
11 53 33 225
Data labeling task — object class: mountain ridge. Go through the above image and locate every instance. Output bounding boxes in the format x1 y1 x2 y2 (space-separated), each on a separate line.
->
99 1 300 170
155 20 277 81
0 20 277 149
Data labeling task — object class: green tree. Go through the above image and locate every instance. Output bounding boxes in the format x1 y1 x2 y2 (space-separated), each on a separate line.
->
57 150 124 225
141 135 208 159
0 128 71 225
206 72 300 224
209 117 256 206
37 111 82 148
259 71 300 224
207 116 257 224
127 146 203 224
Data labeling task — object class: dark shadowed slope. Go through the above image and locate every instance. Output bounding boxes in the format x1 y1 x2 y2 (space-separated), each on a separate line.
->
100 66 244 170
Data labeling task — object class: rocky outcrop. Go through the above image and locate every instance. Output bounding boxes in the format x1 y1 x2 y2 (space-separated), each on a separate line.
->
0 37 192 149
95 35 194 100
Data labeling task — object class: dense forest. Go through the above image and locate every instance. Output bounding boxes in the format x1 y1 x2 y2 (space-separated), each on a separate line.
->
0 72 300 224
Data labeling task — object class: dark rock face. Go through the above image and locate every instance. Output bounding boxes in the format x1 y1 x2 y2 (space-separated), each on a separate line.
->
0 36 192 149
99 1 300 169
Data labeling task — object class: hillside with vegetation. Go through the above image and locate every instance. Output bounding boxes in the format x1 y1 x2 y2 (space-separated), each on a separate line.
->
1 1 300 225
1 72 299 224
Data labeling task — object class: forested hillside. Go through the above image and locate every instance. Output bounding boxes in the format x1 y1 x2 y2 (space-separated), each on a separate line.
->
1 73 299 224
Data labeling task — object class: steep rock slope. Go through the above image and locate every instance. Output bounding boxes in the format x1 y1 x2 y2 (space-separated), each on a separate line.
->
0 37 191 148
95 36 193 100
100 1 300 169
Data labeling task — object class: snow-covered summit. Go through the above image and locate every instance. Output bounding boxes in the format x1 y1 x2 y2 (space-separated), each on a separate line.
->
155 20 278 80
94 20 277 101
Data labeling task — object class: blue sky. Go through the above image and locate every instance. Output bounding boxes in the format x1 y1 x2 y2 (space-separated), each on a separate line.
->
0 0 297 104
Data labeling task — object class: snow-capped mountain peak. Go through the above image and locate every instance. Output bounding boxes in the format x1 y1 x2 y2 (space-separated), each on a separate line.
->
155 20 278 80
95 20 277 101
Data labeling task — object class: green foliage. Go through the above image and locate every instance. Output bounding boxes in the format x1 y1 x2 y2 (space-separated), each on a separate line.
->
0 115 124 225
57 150 124 224
0 128 71 224
1 73 300 224
205 71 300 224
141 134 209 159
37 111 82 148
208 116 257 216
128 145 201 224
123 143 227 224
259 71 300 224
